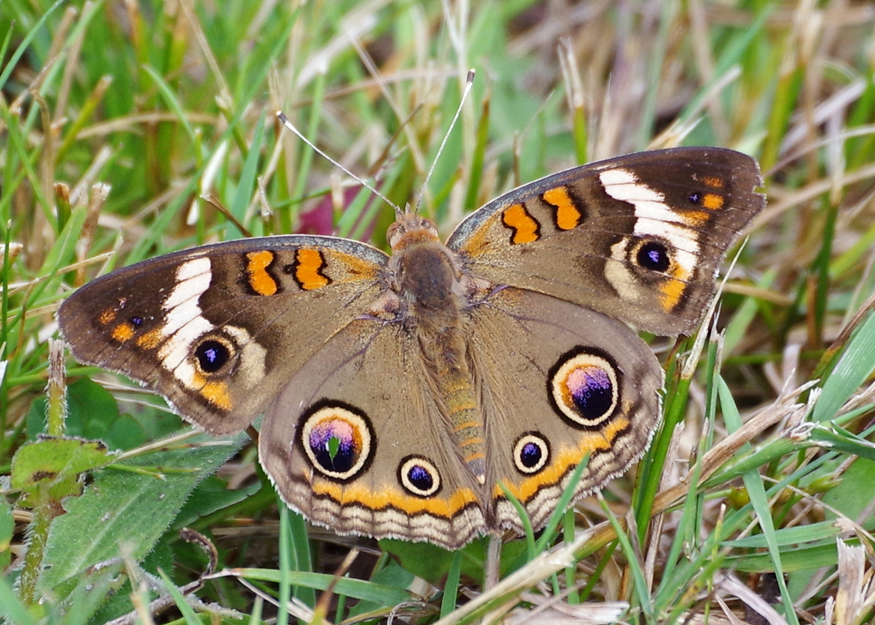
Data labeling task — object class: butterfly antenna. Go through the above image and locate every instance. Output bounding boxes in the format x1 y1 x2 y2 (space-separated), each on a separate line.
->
276 111 404 218
414 69 476 214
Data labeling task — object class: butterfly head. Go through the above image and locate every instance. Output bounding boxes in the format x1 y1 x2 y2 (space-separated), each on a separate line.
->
387 213 440 251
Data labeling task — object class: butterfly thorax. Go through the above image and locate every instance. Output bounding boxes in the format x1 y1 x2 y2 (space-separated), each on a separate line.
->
388 215 487 481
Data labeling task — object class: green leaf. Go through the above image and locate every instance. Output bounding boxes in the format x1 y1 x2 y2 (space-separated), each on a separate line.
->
226 567 414 606
38 432 246 596
0 574 36 625
327 434 340 461
724 520 841 549
823 457 875 530
381 537 528 586
726 543 840 573
28 377 181 448
808 423 875 462
0 497 13 570
175 474 259 528
11 437 119 501
812 309 875 422
346 559 417 619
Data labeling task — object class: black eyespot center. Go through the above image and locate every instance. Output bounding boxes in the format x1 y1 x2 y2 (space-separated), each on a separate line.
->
130 316 144 327
636 241 671 273
689 191 701 204
194 339 231 373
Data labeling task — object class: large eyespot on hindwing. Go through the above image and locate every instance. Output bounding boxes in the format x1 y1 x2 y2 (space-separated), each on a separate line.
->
512 432 550 475
398 455 442 498
548 347 620 428
298 401 375 482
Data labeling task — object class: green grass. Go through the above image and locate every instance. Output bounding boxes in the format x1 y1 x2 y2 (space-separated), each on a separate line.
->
3 1 875 623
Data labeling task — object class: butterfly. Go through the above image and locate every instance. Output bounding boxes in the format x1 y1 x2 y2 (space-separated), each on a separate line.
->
58 145 764 549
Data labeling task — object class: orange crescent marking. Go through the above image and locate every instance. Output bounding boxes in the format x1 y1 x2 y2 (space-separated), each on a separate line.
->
193 373 233 411
502 204 540 244
310 480 479 518
296 249 330 290
658 258 693 311
200 381 232 411
246 250 279 296
658 278 687 312
542 187 582 230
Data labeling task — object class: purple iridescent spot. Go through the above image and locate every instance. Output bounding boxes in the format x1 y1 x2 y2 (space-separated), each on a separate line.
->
566 365 613 419
308 419 361 473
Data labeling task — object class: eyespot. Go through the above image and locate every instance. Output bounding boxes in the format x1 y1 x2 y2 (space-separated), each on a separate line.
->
130 316 144 327
398 456 441 497
300 403 374 482
513 433 550 474
688 192 700 204
548 348 620 427
194 338 233 374
635 241 671 273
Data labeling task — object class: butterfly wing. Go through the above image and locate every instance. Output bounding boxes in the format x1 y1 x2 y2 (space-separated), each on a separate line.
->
258 319 487 549
58 236 389 434
447 147 765 336
464 287 663 532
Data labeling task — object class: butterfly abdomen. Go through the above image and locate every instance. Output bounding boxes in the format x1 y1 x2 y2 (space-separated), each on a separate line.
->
439 368 486 481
